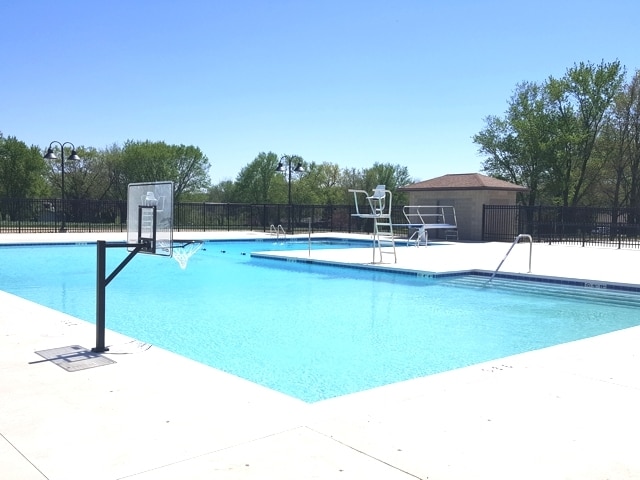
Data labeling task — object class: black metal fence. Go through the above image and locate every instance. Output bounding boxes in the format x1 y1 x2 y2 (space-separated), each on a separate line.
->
483 205 640 248
5 198 639 248
0 197 409 235
0 198 127 233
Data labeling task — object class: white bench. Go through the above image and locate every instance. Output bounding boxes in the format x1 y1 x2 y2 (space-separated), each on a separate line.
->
399 205 458 245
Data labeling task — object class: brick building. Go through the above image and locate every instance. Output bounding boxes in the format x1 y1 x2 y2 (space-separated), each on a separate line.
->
399 173 528 241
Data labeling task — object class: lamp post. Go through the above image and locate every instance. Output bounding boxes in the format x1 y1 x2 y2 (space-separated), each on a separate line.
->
275 155 304 234
44 141 80 232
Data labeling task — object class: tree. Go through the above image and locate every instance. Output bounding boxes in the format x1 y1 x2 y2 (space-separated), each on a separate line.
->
172 144 212 200
206 180 237 202
272 154 306 204
626 71 640 209
475 60 626 207
296 161 343 204
101 143 126 200
116 140 211 202
591 70 640 213
0 133 48 222
338 167 367 198
475 82 556 205
612 70 640 209
546 60 625 206
363 162 414 204
0 133 47 198
44 145 115 201
234 152 282 203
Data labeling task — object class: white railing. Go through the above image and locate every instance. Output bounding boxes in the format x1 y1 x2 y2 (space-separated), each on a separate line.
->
487 234 533 283
269 224 286 241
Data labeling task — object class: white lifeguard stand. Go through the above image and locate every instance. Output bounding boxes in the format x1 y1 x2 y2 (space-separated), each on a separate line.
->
349 185 397 263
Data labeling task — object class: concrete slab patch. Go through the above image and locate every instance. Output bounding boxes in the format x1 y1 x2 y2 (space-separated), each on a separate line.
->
33 345 115 372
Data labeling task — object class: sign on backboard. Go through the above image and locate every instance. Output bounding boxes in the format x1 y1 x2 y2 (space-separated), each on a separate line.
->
127 181 174 256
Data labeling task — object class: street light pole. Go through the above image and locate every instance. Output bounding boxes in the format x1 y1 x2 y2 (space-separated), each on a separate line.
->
275 155 304 234
44 141 80 233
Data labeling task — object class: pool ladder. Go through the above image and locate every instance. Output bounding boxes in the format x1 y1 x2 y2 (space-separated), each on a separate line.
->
270 224 286 241
487 234 532 284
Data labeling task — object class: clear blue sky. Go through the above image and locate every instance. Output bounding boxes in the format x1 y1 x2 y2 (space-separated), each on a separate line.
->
2 0 638 184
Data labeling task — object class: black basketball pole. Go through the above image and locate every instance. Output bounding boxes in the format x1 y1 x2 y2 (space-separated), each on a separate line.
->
93 240 145 353
93 187 169 353
94 240 108 353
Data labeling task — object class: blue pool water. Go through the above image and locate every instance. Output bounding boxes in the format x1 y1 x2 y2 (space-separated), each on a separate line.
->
2 239 640 402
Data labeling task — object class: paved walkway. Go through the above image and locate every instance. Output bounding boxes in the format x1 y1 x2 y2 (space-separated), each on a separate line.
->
1 232 639 479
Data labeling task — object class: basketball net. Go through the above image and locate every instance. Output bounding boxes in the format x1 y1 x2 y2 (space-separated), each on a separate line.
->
171 241 204 269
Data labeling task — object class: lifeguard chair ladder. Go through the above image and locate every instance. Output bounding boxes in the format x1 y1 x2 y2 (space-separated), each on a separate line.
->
349 185 397 263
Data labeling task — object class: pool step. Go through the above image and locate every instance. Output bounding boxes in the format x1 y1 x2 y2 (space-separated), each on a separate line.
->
440 275 640 308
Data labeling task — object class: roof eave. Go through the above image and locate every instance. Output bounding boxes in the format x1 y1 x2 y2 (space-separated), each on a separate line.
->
399 186 530 192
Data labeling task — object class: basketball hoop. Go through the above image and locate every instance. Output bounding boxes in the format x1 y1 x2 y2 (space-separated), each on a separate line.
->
171 240 204 269
127 181 174 256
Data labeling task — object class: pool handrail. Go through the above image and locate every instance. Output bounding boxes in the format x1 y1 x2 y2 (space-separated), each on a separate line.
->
269 224 286 241
487 234 533 284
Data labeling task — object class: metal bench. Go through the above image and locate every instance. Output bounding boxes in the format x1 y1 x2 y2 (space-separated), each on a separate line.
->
400 205 458 246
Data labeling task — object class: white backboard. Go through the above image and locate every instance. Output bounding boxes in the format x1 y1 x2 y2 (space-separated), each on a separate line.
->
127 181 174 256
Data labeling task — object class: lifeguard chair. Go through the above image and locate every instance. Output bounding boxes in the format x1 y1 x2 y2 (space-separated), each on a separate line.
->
349 185 397 263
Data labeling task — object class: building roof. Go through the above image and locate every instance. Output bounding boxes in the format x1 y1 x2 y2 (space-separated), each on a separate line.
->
400 173 529 192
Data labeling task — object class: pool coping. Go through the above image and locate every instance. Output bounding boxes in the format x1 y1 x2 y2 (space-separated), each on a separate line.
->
2 232 640 479
251 245 640 294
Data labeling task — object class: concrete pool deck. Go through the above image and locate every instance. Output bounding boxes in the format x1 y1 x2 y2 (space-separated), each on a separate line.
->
1 232 639 479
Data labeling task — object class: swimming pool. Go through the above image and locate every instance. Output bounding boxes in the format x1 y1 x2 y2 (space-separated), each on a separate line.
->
2 239 640 402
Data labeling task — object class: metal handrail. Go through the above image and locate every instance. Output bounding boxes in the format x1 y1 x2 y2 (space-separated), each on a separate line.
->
269 224 287 241
487 234 533 283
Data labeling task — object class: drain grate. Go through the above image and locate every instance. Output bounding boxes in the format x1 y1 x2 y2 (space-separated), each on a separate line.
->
34 345 116 372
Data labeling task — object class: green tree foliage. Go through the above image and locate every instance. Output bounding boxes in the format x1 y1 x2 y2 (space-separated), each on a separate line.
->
333 163 414 205
596 70 640 209
0 133 47 198
44 145 115 201
475 60 627 207
233 151 282 203
173 144 212 200
297 161 343 204
206 180 236 203
475 82 556 205
218 155 415 206
547 60 625 206
101 143 126 200
8 60 640 212
622 71 640 209
364 162 413 204
2 134 420 208
117 140 210 202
